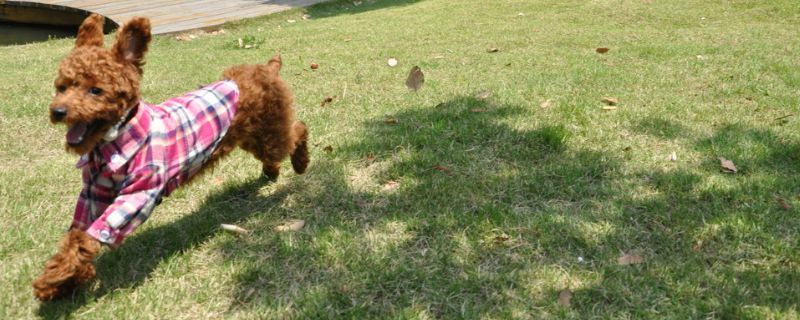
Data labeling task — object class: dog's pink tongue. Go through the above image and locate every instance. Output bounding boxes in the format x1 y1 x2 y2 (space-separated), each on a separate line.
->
66 124 88 144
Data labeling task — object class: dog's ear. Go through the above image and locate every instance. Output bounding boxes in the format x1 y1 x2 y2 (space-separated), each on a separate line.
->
112 17 152 73
267 54 282 74
75 14 105 47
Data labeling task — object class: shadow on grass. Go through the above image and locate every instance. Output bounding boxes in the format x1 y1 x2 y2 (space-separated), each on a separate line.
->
567 123 800 318
305 0 422 19
219 96 628 317
37 178 289 319
222 97 799 317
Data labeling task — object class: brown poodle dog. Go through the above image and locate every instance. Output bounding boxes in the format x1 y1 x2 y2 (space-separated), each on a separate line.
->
33 14 309 301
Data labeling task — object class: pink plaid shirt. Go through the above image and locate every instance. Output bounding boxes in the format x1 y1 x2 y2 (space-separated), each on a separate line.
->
70 80 239 247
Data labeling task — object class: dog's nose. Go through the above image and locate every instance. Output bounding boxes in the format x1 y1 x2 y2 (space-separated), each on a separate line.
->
51 107 68 121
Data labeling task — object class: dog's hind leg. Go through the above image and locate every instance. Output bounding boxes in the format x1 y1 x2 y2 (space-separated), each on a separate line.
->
290 121 309 174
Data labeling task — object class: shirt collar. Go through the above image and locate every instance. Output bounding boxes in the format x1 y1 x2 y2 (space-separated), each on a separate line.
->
75 103 151 171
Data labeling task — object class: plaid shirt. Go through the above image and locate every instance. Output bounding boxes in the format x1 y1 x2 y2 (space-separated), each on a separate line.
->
70 81 239 247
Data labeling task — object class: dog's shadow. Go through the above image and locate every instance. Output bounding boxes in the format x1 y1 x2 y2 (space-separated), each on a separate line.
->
37 176 289 319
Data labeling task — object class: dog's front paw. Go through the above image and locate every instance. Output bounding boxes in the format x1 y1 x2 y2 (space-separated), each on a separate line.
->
33 230 100 301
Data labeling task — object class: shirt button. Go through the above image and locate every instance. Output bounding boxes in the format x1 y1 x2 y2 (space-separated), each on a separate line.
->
100 230 111 241
111 154 124 164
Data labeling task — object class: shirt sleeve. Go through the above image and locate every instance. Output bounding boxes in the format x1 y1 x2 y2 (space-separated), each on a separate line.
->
85 164 166 247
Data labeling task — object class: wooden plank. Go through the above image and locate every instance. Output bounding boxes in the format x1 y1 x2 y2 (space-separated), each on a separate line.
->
13 0 329 34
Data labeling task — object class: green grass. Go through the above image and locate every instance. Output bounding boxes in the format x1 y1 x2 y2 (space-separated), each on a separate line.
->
2 0 800 318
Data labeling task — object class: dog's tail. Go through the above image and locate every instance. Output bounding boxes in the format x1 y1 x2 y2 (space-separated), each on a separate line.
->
290 121 309 174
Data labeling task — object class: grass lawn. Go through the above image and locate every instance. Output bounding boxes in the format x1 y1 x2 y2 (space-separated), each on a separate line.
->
2 0 799 318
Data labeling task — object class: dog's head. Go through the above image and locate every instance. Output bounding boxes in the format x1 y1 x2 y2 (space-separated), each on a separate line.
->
50 14 151 155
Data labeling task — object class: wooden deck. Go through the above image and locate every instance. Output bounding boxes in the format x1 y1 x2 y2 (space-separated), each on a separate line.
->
12 0 329 34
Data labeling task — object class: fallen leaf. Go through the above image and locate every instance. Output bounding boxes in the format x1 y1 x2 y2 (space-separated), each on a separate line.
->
618 253 644 265
301 14 311 20
517 12 526 17
382 180 399 191
596 47 610 54
669 151 677 162
385 117 399 124
323 145 333 153
387 57 398 67
505 62 512 67
405 66 425 91
494 235 509 242
539 99 554 109
287 19 296 23
487 47 500 53
433 165 452 174
475 90 492 100
175 33 198 41
213 177 225 186
471 108 487 113
221 224 248 235
310 63 319 70
692 240 703 251
558 289 572 307
719 157 738 173
601 97 619 105
320 96 335 107
343 37 352 42
274 219 305 232
364 153 376 164
352 0 362 5
777 197 792 210
237 38 244 47
601 106 618 111
623 146 632 152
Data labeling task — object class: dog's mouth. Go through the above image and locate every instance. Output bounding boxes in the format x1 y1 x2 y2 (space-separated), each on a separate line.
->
66 120 106 146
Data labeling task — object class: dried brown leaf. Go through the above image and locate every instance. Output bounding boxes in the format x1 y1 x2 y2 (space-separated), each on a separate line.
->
558 289 572 307
596 47 610 54
320 96 335 107
471 108 487 113
385 117 399 124
493 235 509 242
323 145 333 153
601 97 619 105
692 240 703 252
221 224 248 235
487 47 500 53
405 66 425 91
539 99 554 109
475 90 492 100
618 253 644 265
777 197 792 211
213 177 225 186
274 219 305 232
433 165 452 174
601 106 618 111
719 157 738 173
382 180 399 191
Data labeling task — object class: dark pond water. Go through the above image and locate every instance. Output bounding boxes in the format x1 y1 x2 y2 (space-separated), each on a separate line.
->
0 22 76 46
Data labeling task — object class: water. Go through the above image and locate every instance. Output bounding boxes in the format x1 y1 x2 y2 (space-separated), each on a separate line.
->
0 22 76 46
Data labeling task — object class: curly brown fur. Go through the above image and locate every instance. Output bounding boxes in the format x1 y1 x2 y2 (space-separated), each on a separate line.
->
36 14 308 300
33 230 100 301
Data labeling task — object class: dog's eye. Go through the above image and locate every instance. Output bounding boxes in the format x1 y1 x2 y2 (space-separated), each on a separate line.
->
57 85 67 93
88 87 103 96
